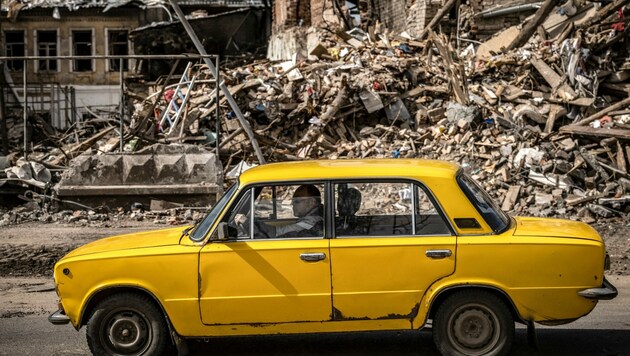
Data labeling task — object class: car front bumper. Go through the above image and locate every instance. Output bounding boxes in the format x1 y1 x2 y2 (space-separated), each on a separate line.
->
48 309 70 325
577 278 618 300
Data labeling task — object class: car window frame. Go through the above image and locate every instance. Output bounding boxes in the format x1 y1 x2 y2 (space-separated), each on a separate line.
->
190 182 238 242
219 181 329 242
330 178 455 238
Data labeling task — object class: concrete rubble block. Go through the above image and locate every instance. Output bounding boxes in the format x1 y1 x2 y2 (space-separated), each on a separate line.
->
7 159 33 180
154 154 185 185
55 144 223 208
185 154 217 181
29 162 51 183
514 147 545 167
93 155 123 185
385 98 411 122
446 102 479 123
123 153 156 185
535 192 554 206
587 204 615 218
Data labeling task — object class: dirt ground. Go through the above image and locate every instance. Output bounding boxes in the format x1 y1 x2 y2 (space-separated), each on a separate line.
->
0 220 163 318
0 219 628 319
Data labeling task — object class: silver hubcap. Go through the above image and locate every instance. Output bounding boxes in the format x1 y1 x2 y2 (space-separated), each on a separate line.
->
104 310 151 355
448 304 500 355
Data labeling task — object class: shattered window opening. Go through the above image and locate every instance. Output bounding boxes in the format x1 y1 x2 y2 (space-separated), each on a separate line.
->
72 30 93 72
107 29 129 72
36 30 57 72
4 30 25 71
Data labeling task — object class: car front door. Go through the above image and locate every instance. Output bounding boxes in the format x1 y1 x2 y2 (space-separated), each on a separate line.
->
329 181 456 322
198 183 332 325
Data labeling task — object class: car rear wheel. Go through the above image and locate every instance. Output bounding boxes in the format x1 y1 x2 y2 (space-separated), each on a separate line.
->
86 293 169 356
433 290 514 356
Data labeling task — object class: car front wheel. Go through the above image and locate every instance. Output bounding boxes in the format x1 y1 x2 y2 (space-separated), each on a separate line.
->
433 290 514 356
86 293 169 356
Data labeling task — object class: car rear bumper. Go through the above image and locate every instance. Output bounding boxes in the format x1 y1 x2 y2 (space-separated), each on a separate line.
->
577 278 618 300
48 309 70 325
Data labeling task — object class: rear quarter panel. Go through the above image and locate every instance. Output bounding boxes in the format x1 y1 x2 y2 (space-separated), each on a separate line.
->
416 232 605 325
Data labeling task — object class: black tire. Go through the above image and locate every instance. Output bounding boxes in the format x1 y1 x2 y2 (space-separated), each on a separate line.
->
86 293 169 356
433 290 514 356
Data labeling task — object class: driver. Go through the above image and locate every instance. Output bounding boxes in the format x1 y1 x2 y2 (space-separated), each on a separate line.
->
257 184 324 238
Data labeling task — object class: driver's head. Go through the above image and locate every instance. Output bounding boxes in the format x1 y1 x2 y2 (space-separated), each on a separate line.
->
292 185 321 217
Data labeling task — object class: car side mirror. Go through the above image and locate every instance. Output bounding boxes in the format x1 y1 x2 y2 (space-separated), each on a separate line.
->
216 222 238 241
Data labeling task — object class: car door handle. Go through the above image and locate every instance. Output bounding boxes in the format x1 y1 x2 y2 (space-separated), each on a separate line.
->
426 249 452 259
300 253 326 262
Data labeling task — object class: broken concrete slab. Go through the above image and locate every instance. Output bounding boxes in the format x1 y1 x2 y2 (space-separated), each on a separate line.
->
56 144 223 209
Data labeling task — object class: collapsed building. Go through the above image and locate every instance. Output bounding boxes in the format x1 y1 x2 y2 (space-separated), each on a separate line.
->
2 0 630 228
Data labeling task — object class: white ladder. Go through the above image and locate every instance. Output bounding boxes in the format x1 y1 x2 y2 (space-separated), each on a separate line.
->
159 62 197 135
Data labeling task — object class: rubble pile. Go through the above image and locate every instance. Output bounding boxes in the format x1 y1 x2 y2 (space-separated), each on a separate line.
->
4 0 630 224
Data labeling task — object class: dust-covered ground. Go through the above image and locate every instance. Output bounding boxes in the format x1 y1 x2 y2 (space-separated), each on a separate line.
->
0 220 165 318
0 219 628 319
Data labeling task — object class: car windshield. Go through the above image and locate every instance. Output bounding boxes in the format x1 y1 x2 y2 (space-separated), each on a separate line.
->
457 171 510 233
190 182 238 242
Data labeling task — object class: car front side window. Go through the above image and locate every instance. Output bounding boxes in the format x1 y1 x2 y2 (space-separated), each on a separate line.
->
225 183 325 240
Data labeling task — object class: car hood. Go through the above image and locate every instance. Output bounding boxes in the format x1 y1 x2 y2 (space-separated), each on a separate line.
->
512 217 602 242
62 226 189 259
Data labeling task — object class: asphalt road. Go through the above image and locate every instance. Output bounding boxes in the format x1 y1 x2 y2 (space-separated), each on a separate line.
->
1 275 628 356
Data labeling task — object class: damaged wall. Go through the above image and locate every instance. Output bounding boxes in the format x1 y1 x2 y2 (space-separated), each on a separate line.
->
268 0 442 60
2 6 142 86
469 0 542 39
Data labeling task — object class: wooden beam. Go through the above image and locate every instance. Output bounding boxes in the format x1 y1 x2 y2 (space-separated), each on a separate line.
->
531 58 576 101
419 0 458 40
571 96 630 126
544 105 567 133
502 185 521 211
617 141 627 173
508 0 561 50
560 125 630 140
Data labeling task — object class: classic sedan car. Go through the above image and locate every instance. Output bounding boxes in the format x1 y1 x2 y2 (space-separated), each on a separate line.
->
50 159 617 356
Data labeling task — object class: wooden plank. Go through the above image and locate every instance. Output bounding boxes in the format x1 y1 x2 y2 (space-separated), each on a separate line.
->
561 125 630 140
572 96 630 126
501 185 521 211
531 58 576 101
545 105 567 133
617 141 627 173
508 0 561 49
401 85 449 99
418 0 458 40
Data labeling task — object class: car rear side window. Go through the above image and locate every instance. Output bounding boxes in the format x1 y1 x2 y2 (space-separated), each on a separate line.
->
334 181 451 237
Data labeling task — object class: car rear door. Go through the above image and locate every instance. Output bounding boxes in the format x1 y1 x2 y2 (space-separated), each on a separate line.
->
329 181 456 321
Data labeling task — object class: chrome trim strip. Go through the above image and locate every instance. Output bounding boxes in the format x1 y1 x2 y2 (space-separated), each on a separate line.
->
578 278 618 300
48 309 70 325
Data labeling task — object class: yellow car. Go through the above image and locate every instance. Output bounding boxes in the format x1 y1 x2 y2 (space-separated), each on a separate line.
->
49 159 617 355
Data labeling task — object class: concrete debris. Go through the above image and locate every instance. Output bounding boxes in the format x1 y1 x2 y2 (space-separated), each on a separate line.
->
5 0 630 225
55 143 223 209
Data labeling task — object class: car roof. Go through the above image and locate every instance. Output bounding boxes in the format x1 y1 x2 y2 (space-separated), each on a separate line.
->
238 159 461 185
